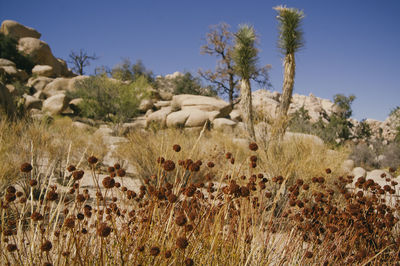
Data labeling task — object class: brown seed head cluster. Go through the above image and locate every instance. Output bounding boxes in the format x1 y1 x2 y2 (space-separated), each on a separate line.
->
20 162 33 173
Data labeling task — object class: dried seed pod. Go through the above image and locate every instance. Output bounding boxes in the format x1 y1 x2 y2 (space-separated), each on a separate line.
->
40 240 52 252
176 236 189 249
88 156 98 164
173 144 181 152
150 246 160 256
163 160 175 172
97 223 111 237
249 142 258 151
20 162 33 173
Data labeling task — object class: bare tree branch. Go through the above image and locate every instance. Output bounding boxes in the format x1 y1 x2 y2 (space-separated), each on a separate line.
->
68 49 99 75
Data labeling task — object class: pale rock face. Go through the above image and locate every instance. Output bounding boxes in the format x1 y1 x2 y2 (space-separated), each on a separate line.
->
27 76 54 92
0 58 16 67
146 106 172 128
42 76 88 97
23 94 42 110
342 159 355 173
68 98 83 114
32 65 54 77
138 99 154 112
42 93 69 115
0 64 28 81
229 109 242 122
171 94 231 113
166 109 211 128
212 118 237 132
352 167 367 178
1 20 41 40
17 37 68 76
252 89 338 123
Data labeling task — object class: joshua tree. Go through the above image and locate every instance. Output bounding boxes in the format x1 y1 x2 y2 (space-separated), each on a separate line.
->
274 6 305 135
232 25 259 141
200 22 272 108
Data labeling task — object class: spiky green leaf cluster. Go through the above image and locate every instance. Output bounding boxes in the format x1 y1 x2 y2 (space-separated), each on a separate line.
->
274 6 305 55
232 24 259 80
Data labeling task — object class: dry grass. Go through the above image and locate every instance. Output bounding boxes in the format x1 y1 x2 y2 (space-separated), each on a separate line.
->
0 119 399 265
0 117 106 192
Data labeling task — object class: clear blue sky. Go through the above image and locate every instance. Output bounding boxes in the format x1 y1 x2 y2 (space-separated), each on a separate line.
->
1 0 399 121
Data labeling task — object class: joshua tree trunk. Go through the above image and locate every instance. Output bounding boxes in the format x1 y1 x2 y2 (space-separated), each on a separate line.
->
240 78 256 141
279 53 296 117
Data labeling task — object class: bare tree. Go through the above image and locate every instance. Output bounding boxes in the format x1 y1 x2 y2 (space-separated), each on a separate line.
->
68 49 99 75
200 23 272 108
199 23 237 106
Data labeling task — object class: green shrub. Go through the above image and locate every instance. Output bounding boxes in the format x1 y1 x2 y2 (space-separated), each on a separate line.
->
68 74 149 123
172 72 217 96
0 33 34 75
288 106 313 134
111 59 155 84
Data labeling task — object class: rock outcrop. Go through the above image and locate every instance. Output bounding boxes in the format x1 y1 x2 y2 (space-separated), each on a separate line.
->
1 20 41 40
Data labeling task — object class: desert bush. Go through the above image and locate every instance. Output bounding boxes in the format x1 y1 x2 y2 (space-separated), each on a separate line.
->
111 58 155 84
173 72 217 96
0 33 34 75
288 106 313 134
349 142 378 169
353 119 372 140
68 74 149 123
380 142 400 169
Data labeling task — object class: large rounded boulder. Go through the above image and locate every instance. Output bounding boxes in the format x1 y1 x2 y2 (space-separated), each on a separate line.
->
1 20 41 40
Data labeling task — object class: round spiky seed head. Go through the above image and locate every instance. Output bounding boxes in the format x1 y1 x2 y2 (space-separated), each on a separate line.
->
97 223 111 237
46 190 58 201
114 163 121 170
163 160 175 172
6 244 17 252
88 156 98 164
5 193 16 202
64 216 75 229
72 170 84 181
175 214 187 226
29 179 38 186
176 236 189 249
173 144 181 152
305 251 313 258
184 258 194 266
20 162 33 173
157 157 165 164
67 165 76 172
165 250 172 258
249 142 258 151
40 240 52 252
102 177 115 189
107 166 115 173
225 152 232 159
168 194 177 203
150 246 160 256
207 161 215 168
325 168 332 174
6 186 16 194
117 169 126 177
31 211 43 222
240 186 250 197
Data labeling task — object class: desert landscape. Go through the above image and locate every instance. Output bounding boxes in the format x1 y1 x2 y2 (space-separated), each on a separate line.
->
1 2 400 265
